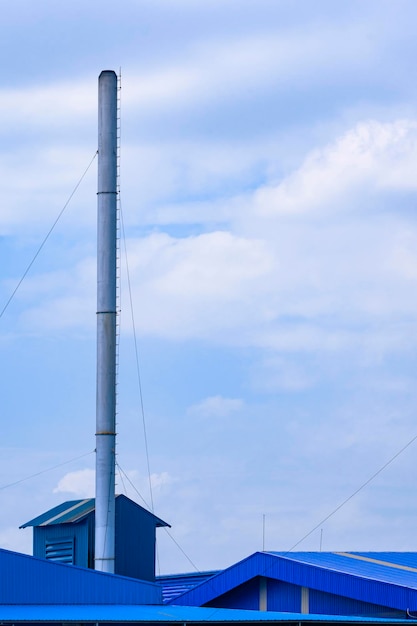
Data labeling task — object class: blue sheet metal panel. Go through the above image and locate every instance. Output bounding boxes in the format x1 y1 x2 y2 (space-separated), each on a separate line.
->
116 493 170 528
33 520 91 567
20 499 90 527
115 495 156 581
47 498 95 524
21 495 169 528
0 604 411 623
351 552 417 570
310 588 405 618
266 579 301 613
205 577 261 610
157 572 220 603
264 554 417 611
269 552 417 589
0 547 162 605
171 552 417 612
169 552 265 606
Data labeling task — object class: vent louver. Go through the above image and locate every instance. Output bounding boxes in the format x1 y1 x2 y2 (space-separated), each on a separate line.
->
45 538 74 564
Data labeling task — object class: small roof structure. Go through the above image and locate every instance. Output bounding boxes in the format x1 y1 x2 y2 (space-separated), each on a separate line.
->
20 494 170 581
20 494 169 528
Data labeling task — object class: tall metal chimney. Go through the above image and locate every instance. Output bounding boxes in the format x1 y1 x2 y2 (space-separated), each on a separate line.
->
95 70 118 573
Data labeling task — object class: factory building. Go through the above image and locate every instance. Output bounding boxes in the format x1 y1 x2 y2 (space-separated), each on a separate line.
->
0 545 414 625
1 541 416 625
161 551 417 619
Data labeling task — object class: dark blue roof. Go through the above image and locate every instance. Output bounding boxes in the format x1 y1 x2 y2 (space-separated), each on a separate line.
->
20 493 169 528
157 571 220 602
0 547 162 605
0 604 410 623
20 498 95 526
169 551 417 611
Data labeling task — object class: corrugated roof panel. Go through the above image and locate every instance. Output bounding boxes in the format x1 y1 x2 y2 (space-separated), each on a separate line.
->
0 604 410 623
310 586 405 619
44 498 95 525
0 547 161 605
157 571 220 603
205 577 269 611
268 553 417 590
170 552 417 612
264 553 417 609
20 499 94 527
352 552 417 570
20 494 170 528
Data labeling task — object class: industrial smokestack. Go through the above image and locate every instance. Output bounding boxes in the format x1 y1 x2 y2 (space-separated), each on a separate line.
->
95 70 118 573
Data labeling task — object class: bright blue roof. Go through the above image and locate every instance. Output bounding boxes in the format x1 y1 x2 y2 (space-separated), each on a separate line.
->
0 547 162 605
268 552 417 589
169 551 417 611
0 604 410 623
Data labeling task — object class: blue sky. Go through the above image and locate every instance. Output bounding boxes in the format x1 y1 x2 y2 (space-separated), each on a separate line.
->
2 0 417 574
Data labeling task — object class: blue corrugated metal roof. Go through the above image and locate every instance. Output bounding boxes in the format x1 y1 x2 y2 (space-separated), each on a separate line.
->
0 547 162 605
169 551 417 612
20 498 95 526
0 604 410 623
268 552 417 589
350 552 417 571
157 571 220 603
20 493 169 528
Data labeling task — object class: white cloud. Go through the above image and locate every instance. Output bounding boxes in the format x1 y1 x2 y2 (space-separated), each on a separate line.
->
0 24 366 140
13 205 417 365
188 396 244 418
0 78 95 131
150 472 176 490
7 67 417 381
53 468 95 497
8 118 417 367
249 120 417 219
124 231 275 341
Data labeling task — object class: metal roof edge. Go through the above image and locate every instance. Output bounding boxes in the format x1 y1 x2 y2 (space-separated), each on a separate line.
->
0 604 410 623
20 494 170 528
169 551 417 611
116 494 171 528
267 552 417 593
169 552 266 605
157 570 220 580
20 499 91 528
0 546 161 589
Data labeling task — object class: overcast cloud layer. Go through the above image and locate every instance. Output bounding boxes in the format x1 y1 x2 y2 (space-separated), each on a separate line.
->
2 1 417 574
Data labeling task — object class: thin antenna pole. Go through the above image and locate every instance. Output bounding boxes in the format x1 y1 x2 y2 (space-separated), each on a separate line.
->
95 70 118 573
262 514 266 552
